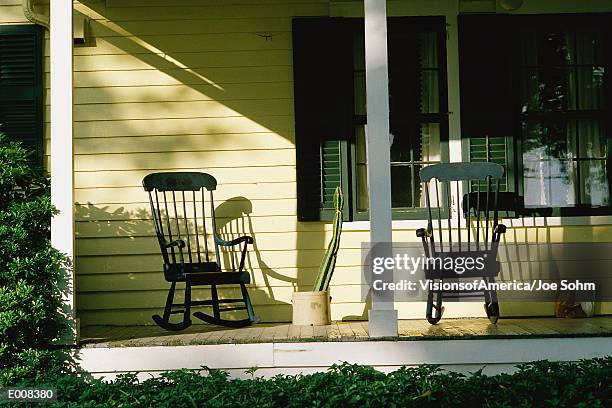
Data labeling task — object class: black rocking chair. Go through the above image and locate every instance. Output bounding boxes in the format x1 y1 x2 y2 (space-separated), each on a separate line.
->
143 172 257 331
417 162 507 325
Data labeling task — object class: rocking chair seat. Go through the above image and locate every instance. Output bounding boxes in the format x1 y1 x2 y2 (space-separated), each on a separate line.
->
165 261 221 276
186 271 251 286
164 262 251 285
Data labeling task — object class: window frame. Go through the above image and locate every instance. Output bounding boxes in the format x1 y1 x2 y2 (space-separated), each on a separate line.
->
459 13 612 217
512 13 612 216
348 16 451 221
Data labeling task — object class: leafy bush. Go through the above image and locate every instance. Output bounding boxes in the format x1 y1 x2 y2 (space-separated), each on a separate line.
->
16 358 611 407
0 133 68 385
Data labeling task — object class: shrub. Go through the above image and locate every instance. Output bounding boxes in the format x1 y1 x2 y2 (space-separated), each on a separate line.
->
0 133 68 385
16 358 611 407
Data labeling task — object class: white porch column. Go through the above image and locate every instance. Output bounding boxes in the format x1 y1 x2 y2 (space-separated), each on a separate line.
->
364 0 397 337
50 1 75 344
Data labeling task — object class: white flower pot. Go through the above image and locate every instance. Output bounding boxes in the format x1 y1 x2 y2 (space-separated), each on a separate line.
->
292 290 331 326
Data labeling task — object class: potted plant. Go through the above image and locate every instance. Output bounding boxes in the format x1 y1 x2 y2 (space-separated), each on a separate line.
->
292 187 343 326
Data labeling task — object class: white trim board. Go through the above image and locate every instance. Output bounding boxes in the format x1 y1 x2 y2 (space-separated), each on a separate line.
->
76 336 612 379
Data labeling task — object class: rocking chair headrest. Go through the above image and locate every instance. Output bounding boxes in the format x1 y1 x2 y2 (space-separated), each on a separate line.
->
419 162 504 182
143 172 217 192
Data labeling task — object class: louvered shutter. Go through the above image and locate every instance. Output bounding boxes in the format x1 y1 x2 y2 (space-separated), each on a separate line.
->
292 18 353 221
0 25 43 165
469 136 509 192
459 14 515 193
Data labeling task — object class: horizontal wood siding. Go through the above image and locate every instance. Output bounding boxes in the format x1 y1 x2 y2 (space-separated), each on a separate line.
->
2 0 610 325
68 0 331 325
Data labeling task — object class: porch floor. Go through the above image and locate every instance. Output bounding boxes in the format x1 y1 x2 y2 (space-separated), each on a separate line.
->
80 316 612 348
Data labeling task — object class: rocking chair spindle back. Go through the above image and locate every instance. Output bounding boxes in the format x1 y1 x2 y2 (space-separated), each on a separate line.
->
417 162 507 324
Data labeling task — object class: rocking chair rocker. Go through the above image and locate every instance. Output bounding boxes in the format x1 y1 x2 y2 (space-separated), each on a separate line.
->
417 162 507 325
143 172 257 331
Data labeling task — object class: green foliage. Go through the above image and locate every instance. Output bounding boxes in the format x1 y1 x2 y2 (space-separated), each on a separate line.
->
13 358 611 407
0 133 68 385
313 187 343 292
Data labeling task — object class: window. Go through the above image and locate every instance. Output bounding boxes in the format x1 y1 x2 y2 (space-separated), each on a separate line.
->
0 25 44 166
459 13 612 216
293 17 448 221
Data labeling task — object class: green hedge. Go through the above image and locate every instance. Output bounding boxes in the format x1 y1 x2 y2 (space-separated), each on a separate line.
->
14 358 611 407
0 134 68 385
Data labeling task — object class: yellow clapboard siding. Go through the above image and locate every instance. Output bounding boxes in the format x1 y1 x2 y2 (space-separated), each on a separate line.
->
60 99 294 122
74 149 295 172
49 83 294 105
74 225 612 258
75 166 295 187
74 220 329 241
75 182 296 202
52 116 294 137
82 29 291 54
75 251 343 275
106 0 328 7
0 5 29 23
77 285 365 310
76 217 326 238
75 233 354 256
76 266 360 291
88 16 292 36
45 50 293 72
68 133 294 156
46 33 292 56
77 303 295 326
46 66 293 88
76 248 363 270
75 199 297 220
77 2 328 22
75 272 346 293
90 17 291 41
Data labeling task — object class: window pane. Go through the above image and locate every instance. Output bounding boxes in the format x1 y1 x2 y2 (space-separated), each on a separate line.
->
353 32 366 115
420 31 439 113
522 121 576 207
568 120 606 159
355 126 368 211
420 123 441 163
355 123 441 210
579 160 609 206
391 165 412 207
523 157 576 207
576 66 605 110
575 29 603 65
520 27 605 113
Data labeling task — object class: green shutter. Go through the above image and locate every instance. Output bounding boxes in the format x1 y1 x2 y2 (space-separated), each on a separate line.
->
293 18 353 221
469 136 509 192
0 25 43 166
459 14 516 193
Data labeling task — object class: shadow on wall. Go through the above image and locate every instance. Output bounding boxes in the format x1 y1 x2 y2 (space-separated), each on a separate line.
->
75 1 297 141
75 196 326 325
64 2 342 324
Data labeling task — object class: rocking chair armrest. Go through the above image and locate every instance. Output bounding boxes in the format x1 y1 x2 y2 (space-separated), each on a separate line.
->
416 228 431 239
164 239 186 249
214 235 254 247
